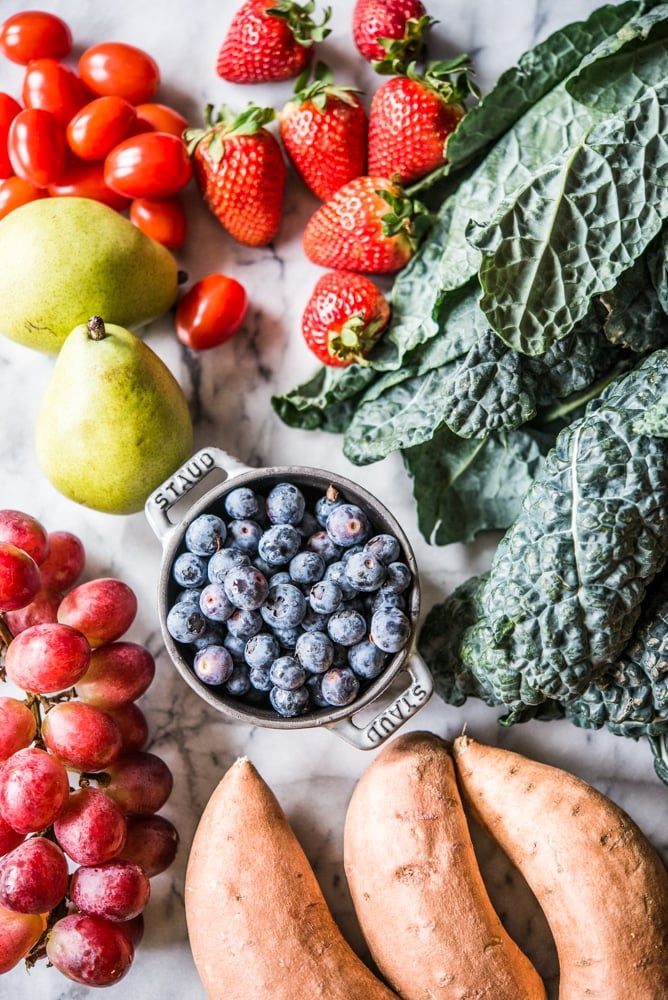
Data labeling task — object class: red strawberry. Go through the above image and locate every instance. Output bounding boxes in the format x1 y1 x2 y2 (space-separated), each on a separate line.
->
216 0 331 84
368 59 475 185
302 270 390 366
302 175 430 274
279 62 367 201
351 0 434 67
185 104 286 247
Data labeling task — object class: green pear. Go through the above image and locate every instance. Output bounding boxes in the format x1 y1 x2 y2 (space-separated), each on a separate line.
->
35 316 194 515
0 197 179 354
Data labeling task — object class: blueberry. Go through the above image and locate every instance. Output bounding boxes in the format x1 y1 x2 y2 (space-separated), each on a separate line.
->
272 624 302 648
289 550 325 586
176 587 202 605
270 654 306 691
223 631 247 660
296 510 319 538
258 523 301 566
309 579 343 615
300 605 329 632
227 518 263 554
363 533 401 565
226 608 263 640
269 685 309 717
224 486 261 520
305 673 329 708
265 482 306 526
325 503 371 547
260 582 307 629
193 644 234 686
382 561 412 594
185 513 227 556
223 563 269 610
172 551 209 588
368 589 406 614
199 583 234 622
327 608 368 646
323 560 358 599
370 606 411 652
344 551 387 592
225 662 251 697
207 547 250 583
248 664 273 692
244 632 280 670
268 570 292 587
348 639 387 679
306 530 342 564
321 666 360 706
166 601 207 644
192 623 225 650
295 630 334 674
314 486 345 527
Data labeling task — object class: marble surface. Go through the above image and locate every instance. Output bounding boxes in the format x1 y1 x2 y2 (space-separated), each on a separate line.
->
1 0 666 997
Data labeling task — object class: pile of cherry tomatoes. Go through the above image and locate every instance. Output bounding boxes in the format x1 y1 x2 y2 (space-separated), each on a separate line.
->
0 10 247 352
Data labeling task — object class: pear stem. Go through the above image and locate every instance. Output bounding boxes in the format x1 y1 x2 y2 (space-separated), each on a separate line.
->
87 315 107 340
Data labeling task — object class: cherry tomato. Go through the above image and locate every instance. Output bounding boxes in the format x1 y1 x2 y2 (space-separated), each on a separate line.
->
130 196 187 248
0 175 47 220
66 96 137 161
22 58 90 127
47 158 130 211
8 108 66 188
134 102 189 137
175 275 248 351
0 11 72 64
0 93 22 178
78 42 160 104
104 131 192 199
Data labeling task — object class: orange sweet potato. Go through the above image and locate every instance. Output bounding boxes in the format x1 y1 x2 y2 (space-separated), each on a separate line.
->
343 730 547 999
185 756 398 1000
452 734 668 999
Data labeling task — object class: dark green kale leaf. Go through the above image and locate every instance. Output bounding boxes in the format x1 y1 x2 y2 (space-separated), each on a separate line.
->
271 363 376 432
601 232 668 351
459 350 668 708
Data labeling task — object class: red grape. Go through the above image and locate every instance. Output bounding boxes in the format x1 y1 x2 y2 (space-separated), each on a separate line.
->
0 835 69 913
96 751 173 816
0 696 36 761
0 746 69 834
0 509 48 564
38 529 86 591
0 814 23 857
117 814 179 877
0 904 45 973
105 701 149 752
4 621 91 693
42 700 122 771
119 911 144 947
57 577 137 647
2 584 61 634
46 912 134 986
76 640 155 707
70 858 150 921
53 786 127 866
0 541 41 612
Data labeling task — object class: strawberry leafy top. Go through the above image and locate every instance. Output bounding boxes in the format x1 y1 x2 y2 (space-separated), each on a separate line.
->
184 104 276 162
267 0 332 47
291 61 362 111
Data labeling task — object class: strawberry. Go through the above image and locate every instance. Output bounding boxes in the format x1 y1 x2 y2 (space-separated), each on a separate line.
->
216 0 331 84
367 58 477 185
351 0 435 68
279 62 367 201
302 175 430 274
301 270 390 366
184 104 286 247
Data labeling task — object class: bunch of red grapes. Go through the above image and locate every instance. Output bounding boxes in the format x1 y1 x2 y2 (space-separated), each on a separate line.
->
0 508 178 987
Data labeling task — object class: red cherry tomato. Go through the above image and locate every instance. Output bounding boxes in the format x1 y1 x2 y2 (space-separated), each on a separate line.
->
134 102 189 137
78 42 159 104
175 275 248 351
0 93 22 178
8 108 66 188
66 96 137 161
129 196 187 248
104 132 192 199
22 58 90 127
0 175 47 219
47 158 130 211
0 11 72 64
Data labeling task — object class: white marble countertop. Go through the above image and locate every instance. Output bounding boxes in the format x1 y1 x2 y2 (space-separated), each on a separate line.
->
1 0 666 997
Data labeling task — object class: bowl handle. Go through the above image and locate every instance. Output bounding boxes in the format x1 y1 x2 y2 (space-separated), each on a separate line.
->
328 651 433 750
144 446 254 543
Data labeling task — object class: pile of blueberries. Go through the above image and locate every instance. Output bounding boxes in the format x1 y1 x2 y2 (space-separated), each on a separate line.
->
165 479 414 718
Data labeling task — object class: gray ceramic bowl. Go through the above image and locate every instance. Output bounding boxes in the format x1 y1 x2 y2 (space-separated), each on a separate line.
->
145 446 432 749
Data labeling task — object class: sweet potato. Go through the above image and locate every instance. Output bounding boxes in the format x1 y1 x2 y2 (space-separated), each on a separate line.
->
184 756 398 1000
343 730 547 999
452 734 668 999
